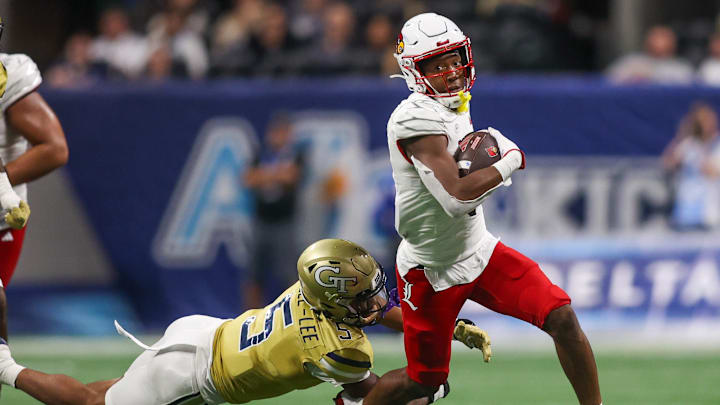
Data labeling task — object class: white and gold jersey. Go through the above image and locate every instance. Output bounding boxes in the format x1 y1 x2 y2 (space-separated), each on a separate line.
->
0 53 41 230
210 282 373 404
387 92 498 290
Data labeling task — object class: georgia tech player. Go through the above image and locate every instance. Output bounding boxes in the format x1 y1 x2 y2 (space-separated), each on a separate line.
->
0 239 490 404
0 17 68 343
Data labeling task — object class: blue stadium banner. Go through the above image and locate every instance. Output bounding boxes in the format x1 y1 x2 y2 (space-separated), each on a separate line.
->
42 78 720 331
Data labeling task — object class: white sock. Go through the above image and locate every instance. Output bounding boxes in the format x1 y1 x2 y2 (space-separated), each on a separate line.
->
0 363 25 387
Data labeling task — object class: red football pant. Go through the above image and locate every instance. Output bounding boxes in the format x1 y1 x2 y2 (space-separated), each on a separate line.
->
397 241 571 387
0 227 26 287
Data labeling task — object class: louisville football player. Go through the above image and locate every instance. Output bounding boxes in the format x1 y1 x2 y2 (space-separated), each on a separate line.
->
0 17 69 345
0 239 491 404
362 12 603 405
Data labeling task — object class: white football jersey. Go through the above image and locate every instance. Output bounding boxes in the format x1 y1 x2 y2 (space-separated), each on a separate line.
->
0 53 42 229
387 92 498 291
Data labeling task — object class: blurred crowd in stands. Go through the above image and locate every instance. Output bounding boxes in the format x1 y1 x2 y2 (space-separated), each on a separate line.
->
40 0 720 87
44 0 603 86
607 24 720 85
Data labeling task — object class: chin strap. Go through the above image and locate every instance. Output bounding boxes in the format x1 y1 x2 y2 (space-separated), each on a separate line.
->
456 90 471 113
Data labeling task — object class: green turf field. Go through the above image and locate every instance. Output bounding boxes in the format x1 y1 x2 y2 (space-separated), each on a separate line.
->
3 338 719 404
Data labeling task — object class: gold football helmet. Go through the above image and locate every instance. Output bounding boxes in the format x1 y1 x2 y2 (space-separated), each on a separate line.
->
297 239 388 327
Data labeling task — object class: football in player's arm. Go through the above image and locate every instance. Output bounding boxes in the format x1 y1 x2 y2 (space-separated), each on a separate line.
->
0 239 491 405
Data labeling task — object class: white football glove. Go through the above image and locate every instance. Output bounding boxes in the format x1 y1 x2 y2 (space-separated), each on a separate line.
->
453 319 492 363
486 127 525 183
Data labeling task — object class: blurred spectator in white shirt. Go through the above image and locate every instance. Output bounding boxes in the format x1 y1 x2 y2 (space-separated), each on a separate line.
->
147 0 210 36
212 0 263 51
91 7 148 80
147 8 209 79
607 25 693 84
47 32 106 88
698 33 720 86
662 102 720 229
210 0 264 76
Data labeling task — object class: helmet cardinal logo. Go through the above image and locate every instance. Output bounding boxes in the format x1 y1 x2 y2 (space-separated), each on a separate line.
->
486 146 498 157
396 33 404 54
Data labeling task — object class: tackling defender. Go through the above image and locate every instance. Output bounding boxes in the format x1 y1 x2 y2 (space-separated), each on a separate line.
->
363 13 602 405
0 239 491 404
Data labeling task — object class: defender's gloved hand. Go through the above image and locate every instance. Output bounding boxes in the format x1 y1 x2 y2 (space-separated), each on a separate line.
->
3 201 30 229
453 319 492 363
0 170 30 229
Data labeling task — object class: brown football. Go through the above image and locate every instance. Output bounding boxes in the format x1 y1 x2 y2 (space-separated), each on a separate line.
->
453 130 501 177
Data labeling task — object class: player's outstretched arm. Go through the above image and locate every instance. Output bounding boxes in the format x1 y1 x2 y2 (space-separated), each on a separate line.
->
4 92 68 185
0 339 113 405
379 290 492 361
335 372 379 403
381 307 492 361
379 306 403 331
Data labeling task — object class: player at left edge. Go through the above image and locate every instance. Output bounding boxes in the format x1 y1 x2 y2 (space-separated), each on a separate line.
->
0 16 69 342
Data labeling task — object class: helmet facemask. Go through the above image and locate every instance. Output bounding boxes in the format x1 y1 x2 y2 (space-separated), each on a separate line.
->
399 39 475 109
336 270 388 327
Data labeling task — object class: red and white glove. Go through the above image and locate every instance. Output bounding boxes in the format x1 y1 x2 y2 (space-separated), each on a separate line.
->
486 127 525 185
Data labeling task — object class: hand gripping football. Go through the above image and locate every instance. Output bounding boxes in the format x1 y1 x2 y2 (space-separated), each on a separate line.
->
453 130 501 177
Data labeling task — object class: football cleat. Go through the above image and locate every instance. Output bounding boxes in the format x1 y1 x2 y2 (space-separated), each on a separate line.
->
332 390 363 405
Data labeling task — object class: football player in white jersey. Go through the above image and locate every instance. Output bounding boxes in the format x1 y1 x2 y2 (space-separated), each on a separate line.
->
0 20 69 343
363 13 602 405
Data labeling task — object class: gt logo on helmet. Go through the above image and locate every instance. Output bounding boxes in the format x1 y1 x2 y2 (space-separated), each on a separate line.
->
314 265 357 293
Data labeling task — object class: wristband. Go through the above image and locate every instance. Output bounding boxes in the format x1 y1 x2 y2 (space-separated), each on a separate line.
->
0 171 15 197
491 150 523 181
